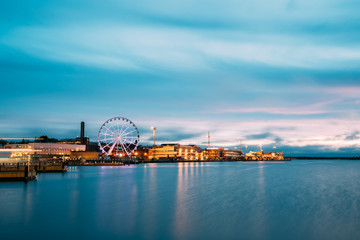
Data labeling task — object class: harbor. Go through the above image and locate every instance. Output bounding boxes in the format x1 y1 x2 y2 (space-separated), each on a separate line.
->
0 119 290 182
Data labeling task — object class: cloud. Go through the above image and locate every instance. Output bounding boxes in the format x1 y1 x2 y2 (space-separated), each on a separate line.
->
220 107 328 115
245 132 275 140
274 144 360 157
326 86 360 97
345 131 360 140
133 116 360 151
3 24 360 72
149 129 203 143
244 132 284 145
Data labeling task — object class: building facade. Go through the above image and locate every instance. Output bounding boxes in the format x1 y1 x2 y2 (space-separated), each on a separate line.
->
3 143 86 160
246 151 284 160
177 145 203 160
203 148 223 160
148 144 180 160
222 150 244 160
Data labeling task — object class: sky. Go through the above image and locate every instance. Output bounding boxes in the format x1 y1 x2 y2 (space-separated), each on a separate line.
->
0 0 360 156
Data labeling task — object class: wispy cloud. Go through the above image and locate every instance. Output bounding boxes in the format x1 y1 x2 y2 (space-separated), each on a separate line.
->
3 24 360 71
217 99 337 116
326 86 360 96
219 107 328 115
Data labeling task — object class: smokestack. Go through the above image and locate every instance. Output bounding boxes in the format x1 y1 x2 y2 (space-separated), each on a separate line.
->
81 121 85 144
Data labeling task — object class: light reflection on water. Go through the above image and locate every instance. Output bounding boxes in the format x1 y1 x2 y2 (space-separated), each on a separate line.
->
1 161 360 240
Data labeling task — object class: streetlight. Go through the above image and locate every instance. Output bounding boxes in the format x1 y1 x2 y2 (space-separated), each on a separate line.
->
151 127 156 148
273 146 276 152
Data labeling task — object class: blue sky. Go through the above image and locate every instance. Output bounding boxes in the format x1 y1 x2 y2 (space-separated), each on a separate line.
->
1 0 360 156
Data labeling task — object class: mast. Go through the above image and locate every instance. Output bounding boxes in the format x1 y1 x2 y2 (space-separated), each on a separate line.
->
208 131 210 148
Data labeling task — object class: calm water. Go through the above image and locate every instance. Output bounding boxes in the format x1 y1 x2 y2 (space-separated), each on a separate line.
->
1 161 360 240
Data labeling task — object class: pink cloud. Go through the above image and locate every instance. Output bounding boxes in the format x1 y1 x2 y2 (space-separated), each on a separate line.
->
219 100 339 115
326 86 360 96
221 107 327 115
137 116 360 150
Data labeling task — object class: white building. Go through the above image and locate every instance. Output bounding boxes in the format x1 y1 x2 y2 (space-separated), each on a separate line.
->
1 143 86 161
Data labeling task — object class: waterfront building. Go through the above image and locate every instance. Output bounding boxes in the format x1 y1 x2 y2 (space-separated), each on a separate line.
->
148 144 203 161
0 148 38 162
246 151 263 160
28 143 85 155
132 145 152 159
246 151 284 160
265 152 284 160
204 148 223 160
70 151 99 160
149 144 180 160
262 152 273 160
275 152 284 160
177 145 203 160
3 143 86 160
222 150 244 160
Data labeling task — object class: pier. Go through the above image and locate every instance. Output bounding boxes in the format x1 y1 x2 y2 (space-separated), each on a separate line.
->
0 165 36 182
0 162 67 182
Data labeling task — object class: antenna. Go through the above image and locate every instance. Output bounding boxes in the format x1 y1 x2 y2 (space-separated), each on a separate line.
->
208 131 210 149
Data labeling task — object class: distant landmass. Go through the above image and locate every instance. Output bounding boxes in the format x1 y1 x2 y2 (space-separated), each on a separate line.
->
289 156 360 160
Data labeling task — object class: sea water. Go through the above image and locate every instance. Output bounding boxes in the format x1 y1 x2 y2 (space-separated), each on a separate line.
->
1 160 360 240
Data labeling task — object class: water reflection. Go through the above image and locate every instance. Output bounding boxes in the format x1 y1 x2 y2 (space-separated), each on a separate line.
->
173 162 187 237
24 183 33 224
251 163 267 239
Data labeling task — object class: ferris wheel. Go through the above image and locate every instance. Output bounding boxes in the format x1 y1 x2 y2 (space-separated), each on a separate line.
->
98 117 140 157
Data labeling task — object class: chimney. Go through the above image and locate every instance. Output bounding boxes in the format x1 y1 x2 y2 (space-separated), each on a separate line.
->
81 121 85 144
